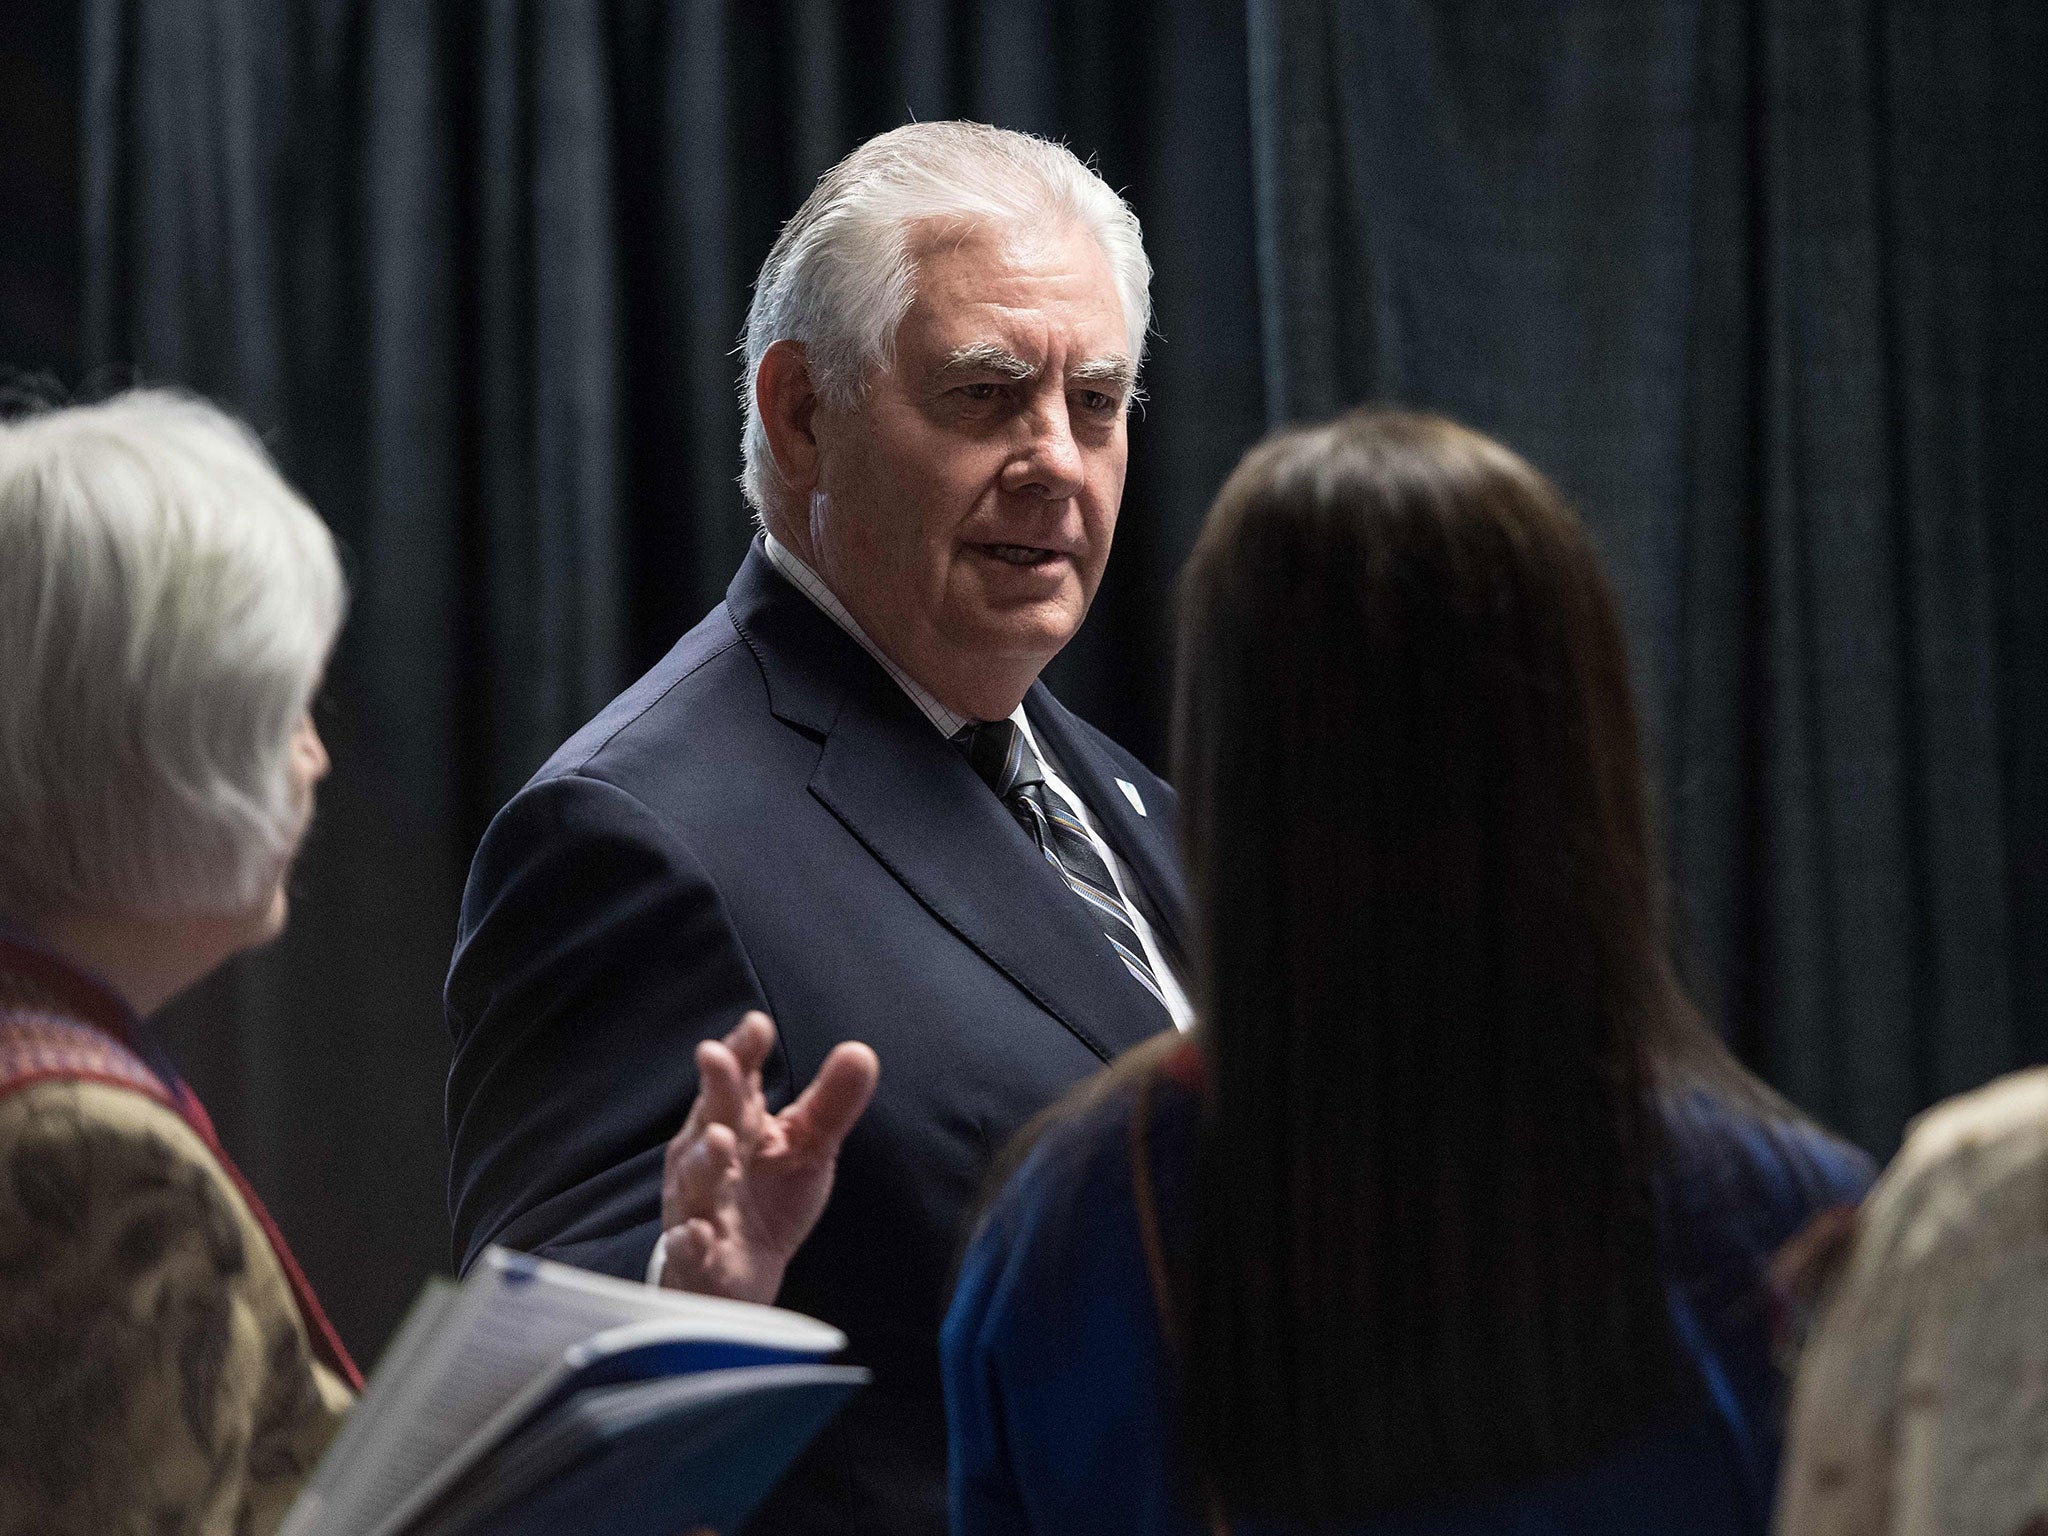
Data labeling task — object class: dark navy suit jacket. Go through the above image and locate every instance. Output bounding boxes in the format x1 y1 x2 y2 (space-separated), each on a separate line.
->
445 540 1187 1535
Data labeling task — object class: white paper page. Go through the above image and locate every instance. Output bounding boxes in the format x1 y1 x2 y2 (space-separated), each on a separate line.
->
276 1278 459 1536
370 1298 845 1535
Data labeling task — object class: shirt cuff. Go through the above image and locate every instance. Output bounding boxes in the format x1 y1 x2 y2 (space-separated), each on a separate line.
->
646 1229 669 1287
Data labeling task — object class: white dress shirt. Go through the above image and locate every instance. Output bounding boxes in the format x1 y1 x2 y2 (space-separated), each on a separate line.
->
649 536 1193 1286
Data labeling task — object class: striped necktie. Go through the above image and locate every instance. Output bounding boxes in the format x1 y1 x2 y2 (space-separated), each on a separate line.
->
958 718 1170 1016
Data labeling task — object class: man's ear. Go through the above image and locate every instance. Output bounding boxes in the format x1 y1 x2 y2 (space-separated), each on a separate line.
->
756 340 822 497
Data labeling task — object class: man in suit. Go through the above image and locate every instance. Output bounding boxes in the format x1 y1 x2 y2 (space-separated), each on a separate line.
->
444 121 1189 1534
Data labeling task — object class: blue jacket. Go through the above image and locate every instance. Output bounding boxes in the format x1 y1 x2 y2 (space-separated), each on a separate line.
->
944 1063 1873 1536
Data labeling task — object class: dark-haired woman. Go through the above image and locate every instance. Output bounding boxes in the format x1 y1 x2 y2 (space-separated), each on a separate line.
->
941 409 1873 1536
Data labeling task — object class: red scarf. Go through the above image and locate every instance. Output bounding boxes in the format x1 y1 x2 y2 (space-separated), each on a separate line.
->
0 935 363 1392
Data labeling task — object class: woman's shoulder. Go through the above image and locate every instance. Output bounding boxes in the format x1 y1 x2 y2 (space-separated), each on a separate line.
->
1856 1067 2048 1273
945 1038 1195 1534
0 1078 348 1535
0 1073 237 1261
1653 1086 1877 1373
980 1034 1199 1238
953 1033 1201 1346
1658 1086 1876 1237
1777 1070 2048 1536
1796 1068 2048 1346
1898 1064 2048 1171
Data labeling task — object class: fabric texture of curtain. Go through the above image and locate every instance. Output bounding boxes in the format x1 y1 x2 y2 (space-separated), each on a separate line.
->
1248 0 2047 1154
78 0 2043 1354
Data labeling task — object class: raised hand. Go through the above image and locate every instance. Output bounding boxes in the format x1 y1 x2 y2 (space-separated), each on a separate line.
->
658 1011 880 1304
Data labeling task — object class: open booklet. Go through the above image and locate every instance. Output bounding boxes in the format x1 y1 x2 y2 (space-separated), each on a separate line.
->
278 1247 867 1536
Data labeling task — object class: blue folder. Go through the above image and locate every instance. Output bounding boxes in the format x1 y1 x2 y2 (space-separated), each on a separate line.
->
405 1363 869 1536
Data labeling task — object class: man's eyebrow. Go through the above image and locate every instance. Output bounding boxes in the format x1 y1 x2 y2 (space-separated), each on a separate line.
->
936 343 1038 381
1070 355 1137 391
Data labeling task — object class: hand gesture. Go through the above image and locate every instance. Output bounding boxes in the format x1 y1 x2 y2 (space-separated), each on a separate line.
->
658 1011 880 1304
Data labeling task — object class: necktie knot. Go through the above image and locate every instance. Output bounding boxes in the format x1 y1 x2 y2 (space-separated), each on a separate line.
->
955 718 1044 800
953 716 1171 1021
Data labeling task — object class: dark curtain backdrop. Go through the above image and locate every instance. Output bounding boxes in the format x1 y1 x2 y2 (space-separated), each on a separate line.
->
1248 0 2048 1157
71 0 2046 1359
0 10 79 382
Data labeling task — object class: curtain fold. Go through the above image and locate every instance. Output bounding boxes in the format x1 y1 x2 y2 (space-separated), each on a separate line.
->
1247 0 2048 1152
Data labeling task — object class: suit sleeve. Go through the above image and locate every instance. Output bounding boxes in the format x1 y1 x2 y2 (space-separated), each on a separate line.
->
444 770 788 1279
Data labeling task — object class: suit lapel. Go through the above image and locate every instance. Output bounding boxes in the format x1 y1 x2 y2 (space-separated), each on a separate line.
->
726 544 1168 1065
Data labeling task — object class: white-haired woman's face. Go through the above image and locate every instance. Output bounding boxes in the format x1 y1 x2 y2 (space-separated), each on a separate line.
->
246 713 331 944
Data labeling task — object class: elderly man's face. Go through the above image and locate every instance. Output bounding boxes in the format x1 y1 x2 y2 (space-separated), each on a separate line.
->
805 220 1133 720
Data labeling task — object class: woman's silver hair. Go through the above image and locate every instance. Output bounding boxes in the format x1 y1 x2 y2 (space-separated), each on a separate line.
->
740 120 1153 512
0 389 346 919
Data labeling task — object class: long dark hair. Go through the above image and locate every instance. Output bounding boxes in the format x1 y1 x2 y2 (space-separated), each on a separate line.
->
1173 407 1783 1521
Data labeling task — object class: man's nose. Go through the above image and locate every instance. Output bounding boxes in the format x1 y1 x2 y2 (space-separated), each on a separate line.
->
1002 397 1086 500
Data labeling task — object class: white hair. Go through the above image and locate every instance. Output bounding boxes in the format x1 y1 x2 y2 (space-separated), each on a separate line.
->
740 120 1153 512
0 389 347 920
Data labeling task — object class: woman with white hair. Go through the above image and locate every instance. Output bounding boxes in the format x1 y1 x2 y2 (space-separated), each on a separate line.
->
0 389 359 1535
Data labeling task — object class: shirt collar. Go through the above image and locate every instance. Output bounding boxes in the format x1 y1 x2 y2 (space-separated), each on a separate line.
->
761 532 984 738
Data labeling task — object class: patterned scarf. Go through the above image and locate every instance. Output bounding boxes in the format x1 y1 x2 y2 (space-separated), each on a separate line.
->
0 932 363 1391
